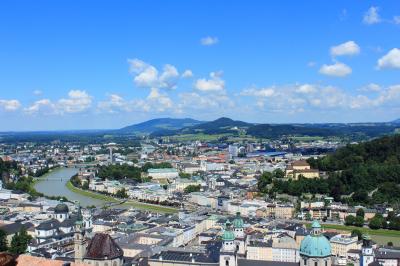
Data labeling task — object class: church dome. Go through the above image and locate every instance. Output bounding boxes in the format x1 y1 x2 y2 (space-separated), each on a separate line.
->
222 229 235 241
300 221 331 258
232 212 244 228
222 220 235 241
54 203 69 214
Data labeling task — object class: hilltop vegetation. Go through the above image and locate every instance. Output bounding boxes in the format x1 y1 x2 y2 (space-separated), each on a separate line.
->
119 118 203 134
259 134 400 205
307 134 400 204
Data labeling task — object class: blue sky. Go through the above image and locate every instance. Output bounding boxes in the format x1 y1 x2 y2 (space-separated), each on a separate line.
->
0 1 400 130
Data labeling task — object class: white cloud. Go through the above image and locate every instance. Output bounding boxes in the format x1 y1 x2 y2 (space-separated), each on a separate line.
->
363 6 381 25
24 99 55 114
238 83 397 112
339 9 348 21
33 90 43 96
146 88 173 112
57 90 92 113
377 48 400 69
296 84 317 94
97 94 130 113
319 62 352 77
159 64 179 89
307 61 316 67
194 71 225 92
330 41 360 57
394 16 400 24
358 83 382 92
241 87 275 97
0 99 21 111
127 58 179 89
178 91 234 111
182 69 193 78
200 36 219 46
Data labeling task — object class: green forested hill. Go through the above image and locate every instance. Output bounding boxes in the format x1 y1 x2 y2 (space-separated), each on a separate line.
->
307 135 400 204
262 135 400 205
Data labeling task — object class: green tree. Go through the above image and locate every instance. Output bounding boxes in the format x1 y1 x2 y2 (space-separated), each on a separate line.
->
9 228 31 254
351 229 362 240
369 214 384 229
354 216 364 227
345 215 356 226
273 169 285 179
356 208 365 218
257 172 273 193
115 188 128 199
179 172 191 179
184 185 201 194
0 229 7 252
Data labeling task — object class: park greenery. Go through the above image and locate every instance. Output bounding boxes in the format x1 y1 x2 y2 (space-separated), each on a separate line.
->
97 162 173 182
0 228 32 254
97 164 142 181
184 184 201 193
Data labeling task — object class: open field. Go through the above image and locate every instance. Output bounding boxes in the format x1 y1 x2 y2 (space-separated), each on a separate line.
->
305 222 400 245
66 181 177 213
169 133 231 142
290 136 324 141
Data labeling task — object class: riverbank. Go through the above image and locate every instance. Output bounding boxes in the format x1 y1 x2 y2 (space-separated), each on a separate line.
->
65 181 177 214
32 166 61 184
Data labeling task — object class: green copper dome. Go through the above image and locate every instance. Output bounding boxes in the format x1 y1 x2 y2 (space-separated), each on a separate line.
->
311 220 321 229
222 219 235 241
222 229 235 241
300 221 331 258
232 212 244 228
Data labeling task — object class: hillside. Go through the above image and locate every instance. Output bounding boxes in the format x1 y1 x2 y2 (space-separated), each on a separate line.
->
181 117 252 134
247 124 335 138
307 134 400 204
152 120 399 140
262 134 400 206
151 117 252 136
119 118 203 134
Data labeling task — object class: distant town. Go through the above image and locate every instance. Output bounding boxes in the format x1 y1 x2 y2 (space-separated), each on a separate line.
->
0 117 400 266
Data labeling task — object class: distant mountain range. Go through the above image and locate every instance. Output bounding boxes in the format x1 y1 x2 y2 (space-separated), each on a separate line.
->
118 117 400 140
118 118 203 134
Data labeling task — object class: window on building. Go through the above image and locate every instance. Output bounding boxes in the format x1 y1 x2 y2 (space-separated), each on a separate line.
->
304 259 307 265
315 261 318 266
325 261 328 266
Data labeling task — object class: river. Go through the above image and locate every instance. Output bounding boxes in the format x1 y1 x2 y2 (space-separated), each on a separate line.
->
34 167 107 207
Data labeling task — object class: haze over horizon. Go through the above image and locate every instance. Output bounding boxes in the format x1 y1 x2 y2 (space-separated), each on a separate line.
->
1 1 400 131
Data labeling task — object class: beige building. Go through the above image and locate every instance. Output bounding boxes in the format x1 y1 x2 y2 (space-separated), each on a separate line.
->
330 234 360 257
286 160 319 180
265 204 294 219
246 242 273 261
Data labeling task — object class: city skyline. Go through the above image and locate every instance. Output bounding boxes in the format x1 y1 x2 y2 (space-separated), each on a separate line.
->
1 1 400 131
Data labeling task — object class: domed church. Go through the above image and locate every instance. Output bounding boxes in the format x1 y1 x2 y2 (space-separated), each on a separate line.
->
300 220 332 266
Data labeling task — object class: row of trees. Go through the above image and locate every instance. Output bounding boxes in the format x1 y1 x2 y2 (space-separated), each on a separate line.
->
344 209 365 227
97 162 173 182
184 185 201 193
0 228 31 254
345 209 400 231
